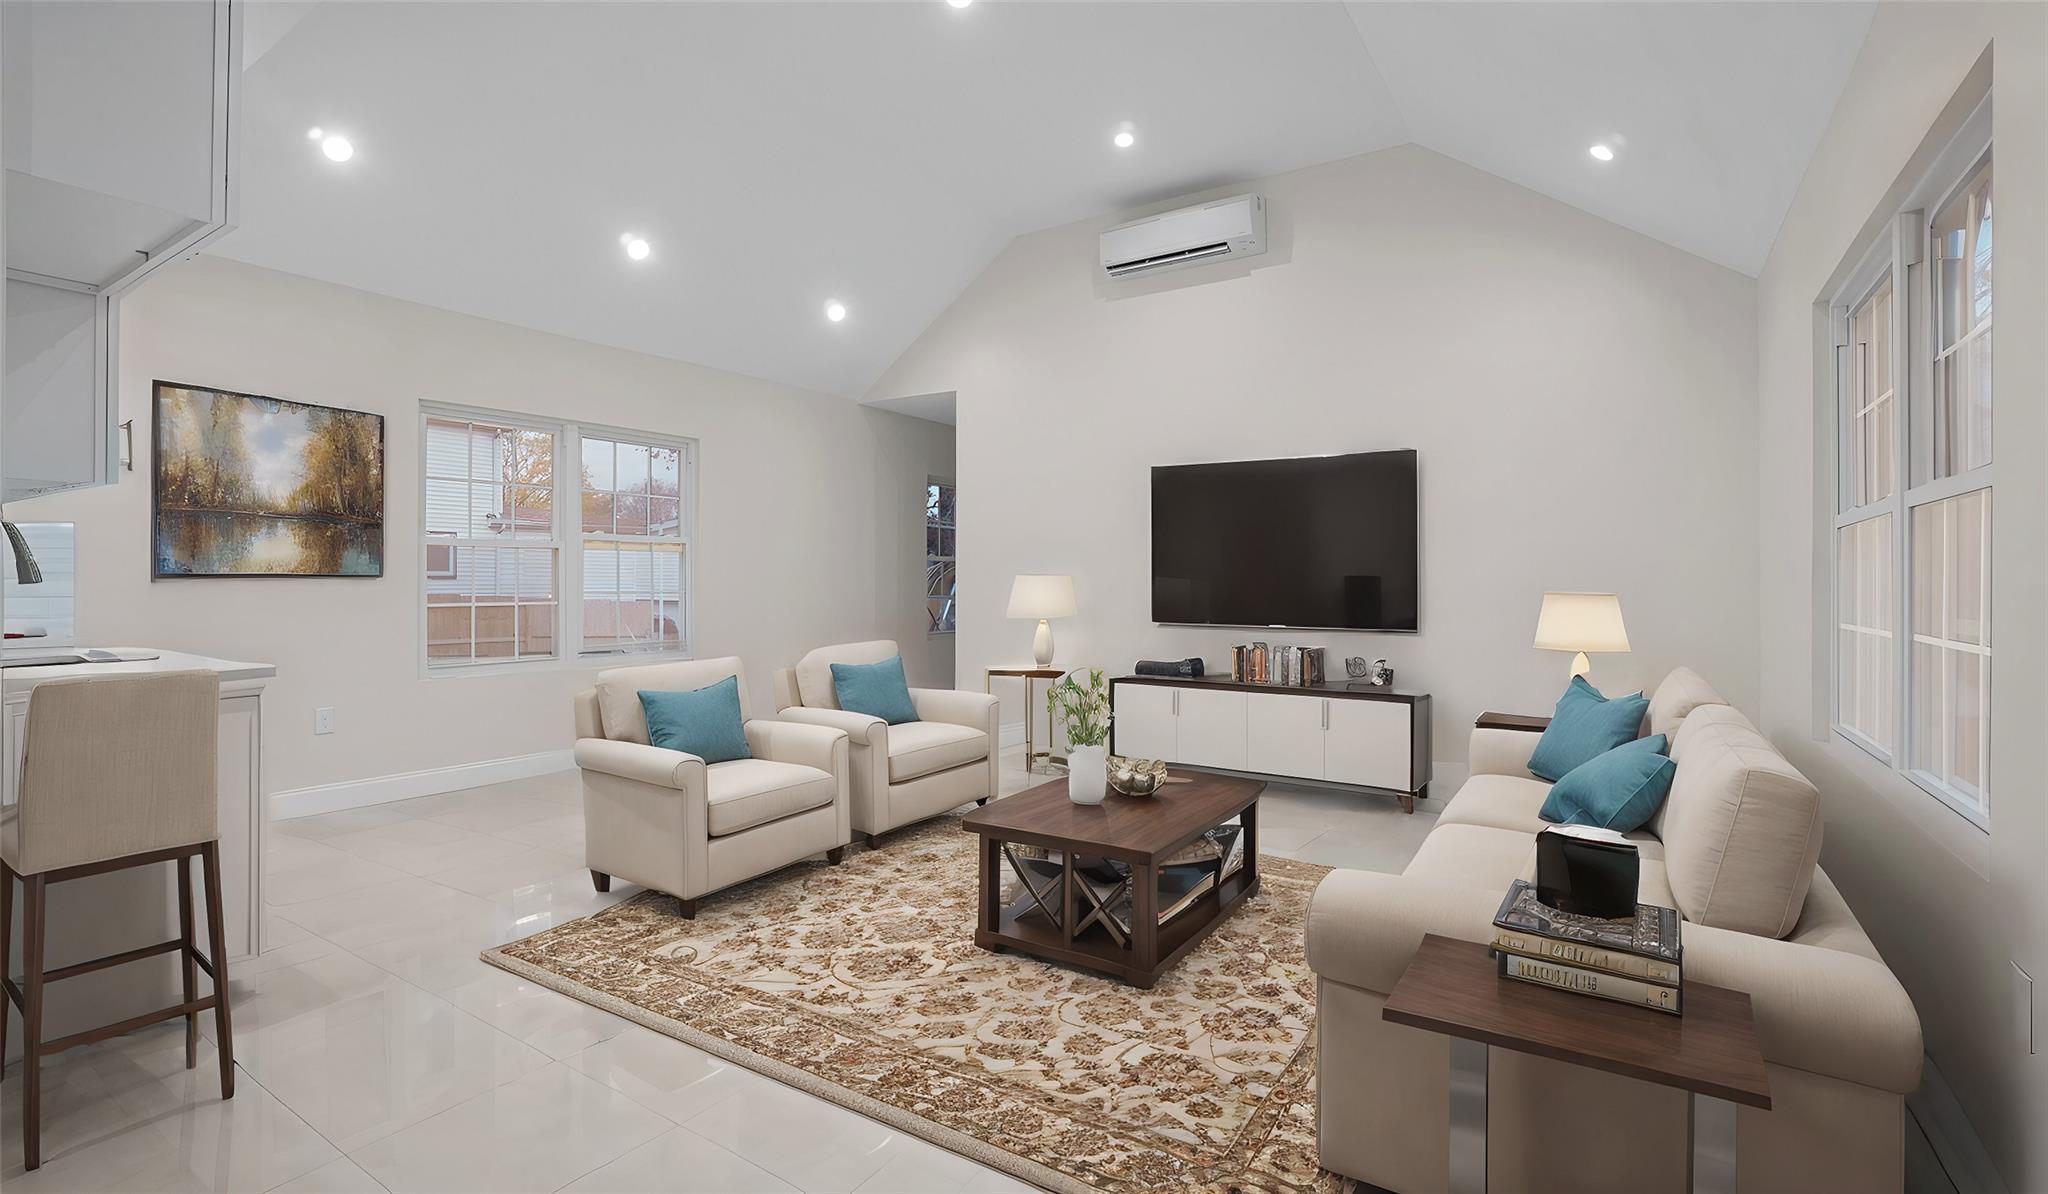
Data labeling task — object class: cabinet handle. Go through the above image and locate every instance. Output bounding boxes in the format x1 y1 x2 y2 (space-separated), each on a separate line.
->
1322 699 1329 730
119 419 135 471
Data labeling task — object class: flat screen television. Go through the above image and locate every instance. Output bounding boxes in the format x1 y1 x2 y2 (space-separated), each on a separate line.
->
1151 449 1418 631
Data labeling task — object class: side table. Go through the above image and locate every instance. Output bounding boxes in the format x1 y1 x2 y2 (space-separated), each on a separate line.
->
1381 934 1771 1194
984 665 1067 775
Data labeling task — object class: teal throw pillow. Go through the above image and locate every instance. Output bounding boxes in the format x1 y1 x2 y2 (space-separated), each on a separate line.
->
831 655 920 725
1527 676 1650 782
638 675 752 764
1540 734 1675 832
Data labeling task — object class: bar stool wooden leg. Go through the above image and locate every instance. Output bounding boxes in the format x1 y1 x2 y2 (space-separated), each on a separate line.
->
200 841 234 1099
21 871 47 1171
177 854 199 1070
1 858 12 1065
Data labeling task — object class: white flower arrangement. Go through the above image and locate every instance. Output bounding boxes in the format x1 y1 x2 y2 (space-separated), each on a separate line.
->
1046 667 1113 749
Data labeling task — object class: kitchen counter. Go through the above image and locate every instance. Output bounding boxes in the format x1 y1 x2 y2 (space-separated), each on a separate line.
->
2 647 272 1065
1 646 276 690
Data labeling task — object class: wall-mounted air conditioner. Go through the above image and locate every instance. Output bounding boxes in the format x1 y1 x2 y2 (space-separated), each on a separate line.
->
1099 193 1266 280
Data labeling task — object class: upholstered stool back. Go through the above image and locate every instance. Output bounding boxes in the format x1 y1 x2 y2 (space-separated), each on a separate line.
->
6 670 220 876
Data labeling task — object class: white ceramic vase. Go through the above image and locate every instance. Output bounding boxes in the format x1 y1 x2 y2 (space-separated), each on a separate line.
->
1067 744 1108 805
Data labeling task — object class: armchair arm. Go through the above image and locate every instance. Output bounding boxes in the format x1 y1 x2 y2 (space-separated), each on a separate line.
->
574 737 707 792
1469 712 1548 780
908 687 1000 730
776 706 887 751
744 719 848 775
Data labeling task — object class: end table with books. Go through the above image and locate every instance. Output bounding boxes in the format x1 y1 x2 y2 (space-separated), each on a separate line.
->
1382 934 1771 1194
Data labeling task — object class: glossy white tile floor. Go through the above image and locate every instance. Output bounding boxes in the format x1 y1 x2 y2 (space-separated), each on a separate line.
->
0 749 1436 1193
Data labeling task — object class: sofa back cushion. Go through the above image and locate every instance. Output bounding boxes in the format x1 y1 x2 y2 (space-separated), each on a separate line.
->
1657 704 1823 938
595 657 749 745
794 640 898 710
1644 666 1727 740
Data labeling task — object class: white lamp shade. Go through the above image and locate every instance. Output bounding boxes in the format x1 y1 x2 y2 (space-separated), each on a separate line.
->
1532 592 1631 653
1007 574 1077 620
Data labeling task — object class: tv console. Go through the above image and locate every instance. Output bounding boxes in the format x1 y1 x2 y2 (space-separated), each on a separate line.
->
1108 674 1432 813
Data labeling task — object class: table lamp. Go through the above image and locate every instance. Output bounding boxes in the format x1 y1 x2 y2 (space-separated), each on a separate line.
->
1007 574 1076 667
1533 592 1630 681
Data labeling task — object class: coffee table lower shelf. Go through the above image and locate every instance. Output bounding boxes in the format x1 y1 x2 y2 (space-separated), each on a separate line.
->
975 867 1259 988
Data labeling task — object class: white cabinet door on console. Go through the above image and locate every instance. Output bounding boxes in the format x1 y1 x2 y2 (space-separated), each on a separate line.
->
1246 693 1325 781
1324 700 1411 791
1113 684 1177 761
1176 689 1248 772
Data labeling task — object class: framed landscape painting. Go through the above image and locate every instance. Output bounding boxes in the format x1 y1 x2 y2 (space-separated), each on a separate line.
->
153 381 385 577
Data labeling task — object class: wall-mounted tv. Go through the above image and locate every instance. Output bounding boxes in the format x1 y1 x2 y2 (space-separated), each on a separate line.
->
1151 449 1418 632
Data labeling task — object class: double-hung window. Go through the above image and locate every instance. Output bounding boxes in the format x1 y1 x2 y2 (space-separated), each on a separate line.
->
926 479 956 634
1829 117 1992 827
422 404 693 670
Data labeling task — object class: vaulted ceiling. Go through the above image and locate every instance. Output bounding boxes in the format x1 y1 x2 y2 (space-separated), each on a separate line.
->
216 1 1874 399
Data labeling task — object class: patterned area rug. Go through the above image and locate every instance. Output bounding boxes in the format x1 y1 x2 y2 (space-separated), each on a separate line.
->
483 816 1341 1194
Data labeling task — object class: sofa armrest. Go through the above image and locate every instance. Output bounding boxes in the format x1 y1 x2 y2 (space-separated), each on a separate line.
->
776 706 887 751
1306 870 1506 994
744 719 847 775
1469 712 1548 780
574 738 707 792
909 687 1000 732
1684 922 1923 1095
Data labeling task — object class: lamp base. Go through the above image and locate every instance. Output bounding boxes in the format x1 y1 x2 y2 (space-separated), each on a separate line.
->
1568 651 1592 680
1032 620 1055 668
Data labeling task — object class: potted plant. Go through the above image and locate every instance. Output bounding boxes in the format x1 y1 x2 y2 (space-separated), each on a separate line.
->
1047 667 1113 805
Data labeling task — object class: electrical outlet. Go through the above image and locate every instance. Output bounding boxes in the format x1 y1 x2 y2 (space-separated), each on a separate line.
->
2015 962 2035 1055
315 707 336 736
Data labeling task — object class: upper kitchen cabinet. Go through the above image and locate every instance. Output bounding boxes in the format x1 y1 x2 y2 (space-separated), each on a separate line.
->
3 0 238 501
3 0 237 290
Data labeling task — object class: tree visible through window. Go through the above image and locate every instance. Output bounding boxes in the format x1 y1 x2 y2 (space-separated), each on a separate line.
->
927 480 956 634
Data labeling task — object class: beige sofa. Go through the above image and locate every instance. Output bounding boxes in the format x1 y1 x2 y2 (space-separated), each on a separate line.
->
574 657 850 917
1305 668 1922 1194
771 639 1000 847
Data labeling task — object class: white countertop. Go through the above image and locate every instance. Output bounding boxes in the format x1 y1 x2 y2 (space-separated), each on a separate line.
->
1 647 276 693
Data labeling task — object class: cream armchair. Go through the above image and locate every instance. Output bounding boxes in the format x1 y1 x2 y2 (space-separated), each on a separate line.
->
574 657 849 917
771 639 999 847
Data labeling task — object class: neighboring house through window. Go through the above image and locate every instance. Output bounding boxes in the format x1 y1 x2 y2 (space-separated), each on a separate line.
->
422 403 693 670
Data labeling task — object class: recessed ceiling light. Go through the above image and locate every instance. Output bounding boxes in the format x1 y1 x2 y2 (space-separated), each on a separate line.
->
1113 128 1136 150
306 127 323 140
619 233 651 261
1588 144 1615 162
824 300 848 323
320 134 354 162
947 0 972 8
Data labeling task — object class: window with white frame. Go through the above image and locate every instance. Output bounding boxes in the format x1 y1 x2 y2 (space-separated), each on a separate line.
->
1829 125 1992 827
926 479 956 634
423 405 692 669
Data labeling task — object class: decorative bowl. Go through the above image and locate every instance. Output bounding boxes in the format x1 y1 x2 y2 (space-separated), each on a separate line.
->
1106 756 1169 797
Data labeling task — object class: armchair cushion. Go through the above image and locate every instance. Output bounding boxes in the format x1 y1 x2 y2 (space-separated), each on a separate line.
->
794 640 898 710
596 656 750 745
831 655 920 725
639 676 751 763
705 759 836 837
886 721 988 782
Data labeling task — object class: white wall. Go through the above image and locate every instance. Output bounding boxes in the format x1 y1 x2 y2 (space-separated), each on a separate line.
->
6 256 956 802
1755 6 2046 1189
869 144 1760 778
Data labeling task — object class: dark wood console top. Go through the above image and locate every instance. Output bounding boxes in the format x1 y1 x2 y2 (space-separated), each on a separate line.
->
1112 674 1430 703
1474 711 1551 732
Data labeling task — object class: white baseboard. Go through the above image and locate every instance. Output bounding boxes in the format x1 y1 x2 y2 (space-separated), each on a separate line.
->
272 749 576 821
1909 1053 2009 1194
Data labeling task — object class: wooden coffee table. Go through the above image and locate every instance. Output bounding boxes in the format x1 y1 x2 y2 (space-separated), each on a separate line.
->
1383 935 1772 1194
961 771 1262 988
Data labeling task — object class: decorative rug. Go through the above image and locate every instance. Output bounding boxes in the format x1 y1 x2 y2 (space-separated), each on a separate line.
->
482 816 1342 1194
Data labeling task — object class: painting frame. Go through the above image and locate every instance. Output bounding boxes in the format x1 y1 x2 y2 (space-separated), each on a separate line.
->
152 380 387 579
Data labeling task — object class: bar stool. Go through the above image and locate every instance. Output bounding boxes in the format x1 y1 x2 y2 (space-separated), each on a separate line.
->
0 670 233 1172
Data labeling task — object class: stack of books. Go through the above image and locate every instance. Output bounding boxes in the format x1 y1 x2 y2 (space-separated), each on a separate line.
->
1489 879 1683 1014
1229 643 1326 687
